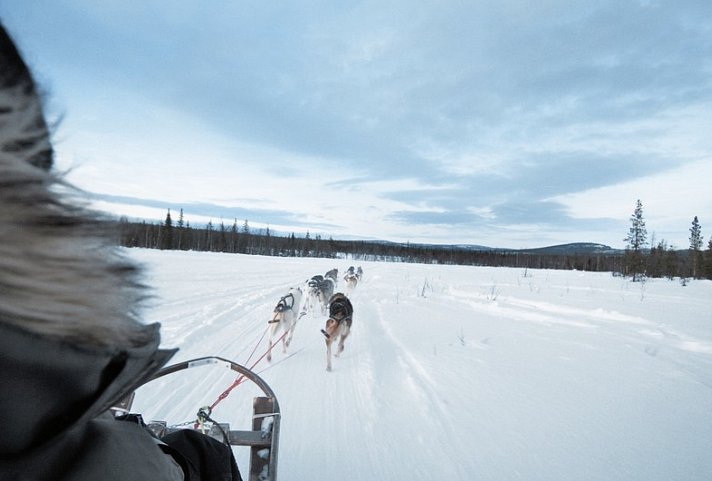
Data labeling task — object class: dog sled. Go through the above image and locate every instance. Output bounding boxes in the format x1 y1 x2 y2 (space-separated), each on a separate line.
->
112 356 281 481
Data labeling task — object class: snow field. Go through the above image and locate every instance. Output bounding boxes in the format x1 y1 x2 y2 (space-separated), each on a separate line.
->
128 249 712 481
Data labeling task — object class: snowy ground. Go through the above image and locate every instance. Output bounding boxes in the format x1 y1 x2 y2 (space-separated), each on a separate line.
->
127 248 712 481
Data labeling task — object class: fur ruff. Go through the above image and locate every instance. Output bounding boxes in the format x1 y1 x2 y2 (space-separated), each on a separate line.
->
0 27 152 348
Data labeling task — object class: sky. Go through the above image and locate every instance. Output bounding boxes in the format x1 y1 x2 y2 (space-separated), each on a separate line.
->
2 0 711 249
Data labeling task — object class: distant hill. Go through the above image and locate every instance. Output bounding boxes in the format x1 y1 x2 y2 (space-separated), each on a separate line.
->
369 241 622 256
516 243 623 256
445 242 623 256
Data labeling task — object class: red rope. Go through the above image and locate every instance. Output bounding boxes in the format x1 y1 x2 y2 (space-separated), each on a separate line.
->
208 327 291 411
244 326 269 366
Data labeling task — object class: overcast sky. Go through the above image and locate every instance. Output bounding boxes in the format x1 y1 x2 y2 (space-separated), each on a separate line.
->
2 1 711 249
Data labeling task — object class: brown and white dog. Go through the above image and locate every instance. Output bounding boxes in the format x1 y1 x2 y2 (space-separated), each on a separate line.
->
266 287 303 362
320 292 353 371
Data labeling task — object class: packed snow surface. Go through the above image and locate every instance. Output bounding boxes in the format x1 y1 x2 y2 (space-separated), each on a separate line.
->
129 248 712 481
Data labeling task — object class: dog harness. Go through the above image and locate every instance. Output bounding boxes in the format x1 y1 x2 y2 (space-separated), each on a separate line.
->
269 293 295 323
320 297 353 339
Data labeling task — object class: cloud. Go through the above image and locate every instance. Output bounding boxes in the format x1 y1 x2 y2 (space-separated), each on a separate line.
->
550 159 712 248
389 209 484 227
3 0 711 248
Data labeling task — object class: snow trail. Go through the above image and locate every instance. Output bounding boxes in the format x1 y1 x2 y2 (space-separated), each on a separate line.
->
129 249 712 481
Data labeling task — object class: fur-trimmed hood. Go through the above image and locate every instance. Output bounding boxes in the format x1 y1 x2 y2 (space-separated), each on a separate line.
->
0 21 178 461
0 24 154 348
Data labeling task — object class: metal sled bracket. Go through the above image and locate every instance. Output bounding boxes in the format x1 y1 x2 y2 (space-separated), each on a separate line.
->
112 356 281 481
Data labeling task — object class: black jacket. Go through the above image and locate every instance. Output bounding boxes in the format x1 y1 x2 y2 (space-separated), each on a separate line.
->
0 321 182 481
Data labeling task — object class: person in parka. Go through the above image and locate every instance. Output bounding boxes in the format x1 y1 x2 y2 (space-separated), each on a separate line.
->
0 24 239 481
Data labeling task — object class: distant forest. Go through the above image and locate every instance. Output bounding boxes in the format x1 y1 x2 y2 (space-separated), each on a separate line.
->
114 210 712 282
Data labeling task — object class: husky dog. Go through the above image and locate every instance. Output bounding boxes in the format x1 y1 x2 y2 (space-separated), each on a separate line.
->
355 266 363 281
324 268 338 285
320 293 354 371
316 276 335 315
343 266 359 296
306 274 334 315
305 275 324 314
266 287 303 362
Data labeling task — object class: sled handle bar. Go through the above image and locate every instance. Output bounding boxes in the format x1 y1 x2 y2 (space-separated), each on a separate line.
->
132 356 281 481
150 356 280 402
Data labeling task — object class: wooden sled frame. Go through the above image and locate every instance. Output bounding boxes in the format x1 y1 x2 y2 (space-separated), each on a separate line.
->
114 356 281 481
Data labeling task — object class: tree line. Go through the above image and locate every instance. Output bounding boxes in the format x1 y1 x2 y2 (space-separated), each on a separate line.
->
622 199 711 282
114 205 712 281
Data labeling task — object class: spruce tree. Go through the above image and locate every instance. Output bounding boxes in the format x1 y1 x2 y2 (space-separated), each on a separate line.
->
265 226 272 256
623 199 648 281
230 219 239 253
161 209 173 250
206 220 214 251
176 208 184 250
218 220 227 252
689 216 703 278
289 233 296 257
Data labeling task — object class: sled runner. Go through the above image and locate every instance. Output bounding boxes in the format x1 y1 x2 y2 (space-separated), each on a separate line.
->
112 356 281 481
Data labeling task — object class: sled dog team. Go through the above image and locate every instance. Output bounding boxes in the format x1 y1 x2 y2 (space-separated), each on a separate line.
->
268 266 361 371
